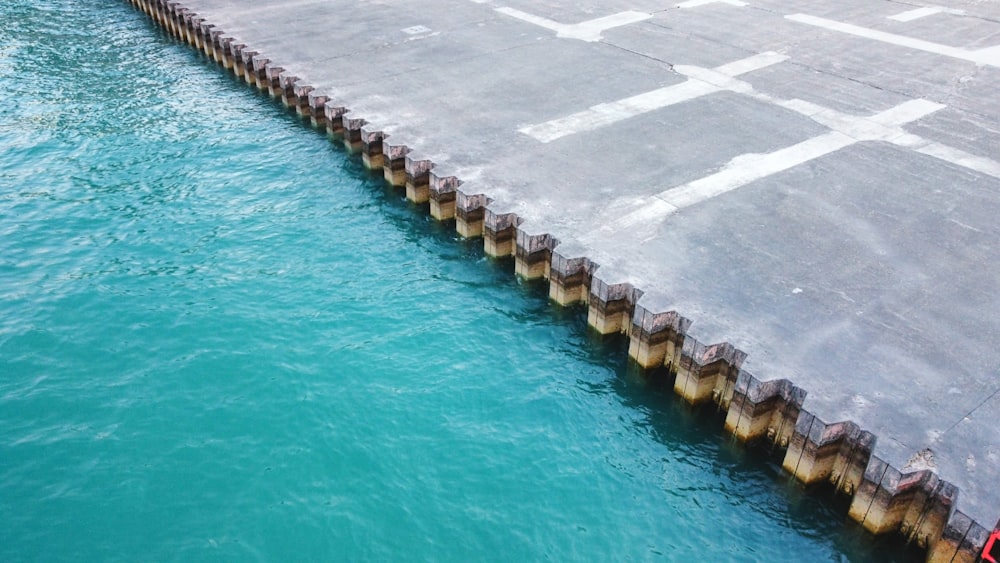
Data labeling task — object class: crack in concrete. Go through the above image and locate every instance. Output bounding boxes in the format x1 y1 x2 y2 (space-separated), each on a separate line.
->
938 382 1000 440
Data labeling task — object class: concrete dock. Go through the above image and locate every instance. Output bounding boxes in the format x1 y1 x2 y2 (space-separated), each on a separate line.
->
128 0 1000 559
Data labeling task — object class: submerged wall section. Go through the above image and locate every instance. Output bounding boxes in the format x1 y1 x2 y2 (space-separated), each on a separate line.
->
126 1 998 560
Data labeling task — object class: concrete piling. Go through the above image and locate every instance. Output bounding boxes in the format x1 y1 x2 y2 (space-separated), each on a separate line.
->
627 300 690 371
277 76 299 106
342 116 366 153
455 191 489 238
382 142 409 187
205 28 221 61
514 228 557 280
360 127 384 170
927 512 991 562
205 29 223 62
221 38 241 71
179 13 197 45
724 373 805 447
212 34 231 68
238 50 258 86
483 208 520 258
262 66 286 98
324 105 347 140
781 413 874 498
903 480 958 552
429 172 460 221
290 83 312 117
228 42 246 79
196 22 211 55
249 55 271 90
306 91 328 131
404 155 433 204
548 249 594 306
587 274 641 335
847 457 957 545
673 340 743 406
178 13 194 45
166 6 182 39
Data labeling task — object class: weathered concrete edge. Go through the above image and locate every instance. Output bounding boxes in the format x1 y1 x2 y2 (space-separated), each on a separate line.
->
127 1 999 560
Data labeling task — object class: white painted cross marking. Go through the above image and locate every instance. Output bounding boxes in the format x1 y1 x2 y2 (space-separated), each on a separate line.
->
887 6 964 22
787 13 1000 67
649 99 944 214
519 52 787 142
655 131 855 212
494 7 651 42
593 61 1000 235
677 0 746 8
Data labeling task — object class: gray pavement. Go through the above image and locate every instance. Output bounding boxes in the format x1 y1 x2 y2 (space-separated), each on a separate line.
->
156 0 999 538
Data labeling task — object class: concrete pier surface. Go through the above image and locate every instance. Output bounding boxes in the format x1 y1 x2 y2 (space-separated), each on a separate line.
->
131 0 1000 558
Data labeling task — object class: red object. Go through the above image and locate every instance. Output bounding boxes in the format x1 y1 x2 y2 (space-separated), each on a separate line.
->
984 529 1000 563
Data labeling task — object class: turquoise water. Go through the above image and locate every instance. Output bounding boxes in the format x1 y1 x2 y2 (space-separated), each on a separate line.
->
0 2 922 561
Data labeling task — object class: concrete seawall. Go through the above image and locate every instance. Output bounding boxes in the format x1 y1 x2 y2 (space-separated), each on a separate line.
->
126 0 1000 560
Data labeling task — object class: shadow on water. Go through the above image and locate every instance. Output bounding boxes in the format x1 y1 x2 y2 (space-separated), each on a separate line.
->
153 22 929 563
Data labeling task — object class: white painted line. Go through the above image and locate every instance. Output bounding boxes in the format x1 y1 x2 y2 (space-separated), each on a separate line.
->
607 97 951 230
888 6 964 22
669 65 945 142
870 99 946 127
520 81 717 142
596 77 1000 237
888 7 943 22
494 7 651 42
677 0 746 8
519 52 787 142
609 198 680 230
976 45 1000 61
571 11 652 40
495 7 561 33
781 98 943 143
590 49 1000 233
787 13 1000 67
897 138 1000 180
657 131 855 209
713 51 787 75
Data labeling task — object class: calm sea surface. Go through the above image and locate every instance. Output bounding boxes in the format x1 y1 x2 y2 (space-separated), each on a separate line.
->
0 2 921 561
